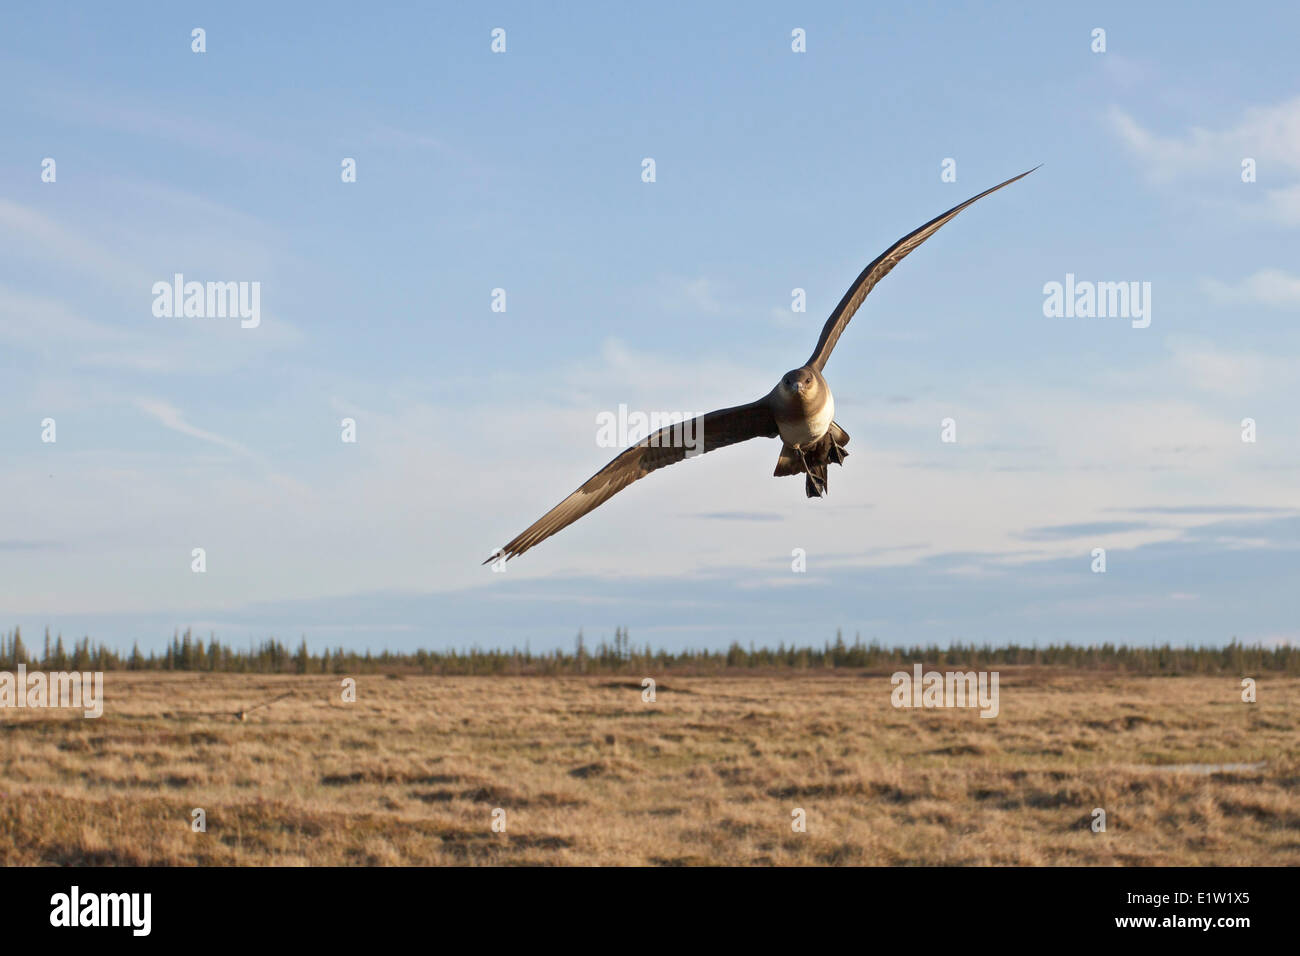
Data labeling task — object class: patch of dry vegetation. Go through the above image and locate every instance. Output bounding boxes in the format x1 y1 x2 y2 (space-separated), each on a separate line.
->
1 670 1296 865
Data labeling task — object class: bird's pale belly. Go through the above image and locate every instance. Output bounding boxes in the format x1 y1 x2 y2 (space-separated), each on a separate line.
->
778 390 835 448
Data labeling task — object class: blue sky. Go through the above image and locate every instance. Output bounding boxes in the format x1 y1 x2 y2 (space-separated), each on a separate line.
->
2 2 1297 653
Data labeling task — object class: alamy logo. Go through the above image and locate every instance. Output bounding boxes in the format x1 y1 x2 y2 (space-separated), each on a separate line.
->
152 274 261 328
890 663 999 718
50 886 151 936
0 665 104 718
1042 273 1151 328
595 404 703 454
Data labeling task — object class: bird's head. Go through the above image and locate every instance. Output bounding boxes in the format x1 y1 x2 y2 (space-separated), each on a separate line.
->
780 368 817 399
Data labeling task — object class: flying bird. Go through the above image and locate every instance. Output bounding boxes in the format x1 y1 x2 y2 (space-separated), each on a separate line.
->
486 167 1038 563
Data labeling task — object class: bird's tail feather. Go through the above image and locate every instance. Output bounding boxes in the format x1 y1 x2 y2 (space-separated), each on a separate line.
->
804 462 828 498
773 444 803 477
774 436 844 497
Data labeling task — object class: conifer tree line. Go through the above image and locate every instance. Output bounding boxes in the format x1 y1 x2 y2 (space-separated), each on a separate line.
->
1 625 1294 675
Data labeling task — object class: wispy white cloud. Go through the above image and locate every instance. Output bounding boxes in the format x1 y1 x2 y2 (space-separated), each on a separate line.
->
658 275 727 316
1166 339 1292 396
1109 96 1300 177
0 283 129 351
31 88 307 163
1109 96 1300 224
134 399 252 457
1203 268 1300 308
0 198 154 291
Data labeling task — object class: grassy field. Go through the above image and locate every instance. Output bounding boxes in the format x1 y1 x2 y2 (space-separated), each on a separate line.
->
1 669 1297 865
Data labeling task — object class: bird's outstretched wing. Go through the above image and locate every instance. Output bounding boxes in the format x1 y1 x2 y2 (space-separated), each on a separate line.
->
806 166 1039 372
486 399 778 562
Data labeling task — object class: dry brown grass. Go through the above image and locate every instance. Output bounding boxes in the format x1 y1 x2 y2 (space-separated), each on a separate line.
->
1 669 1297 865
